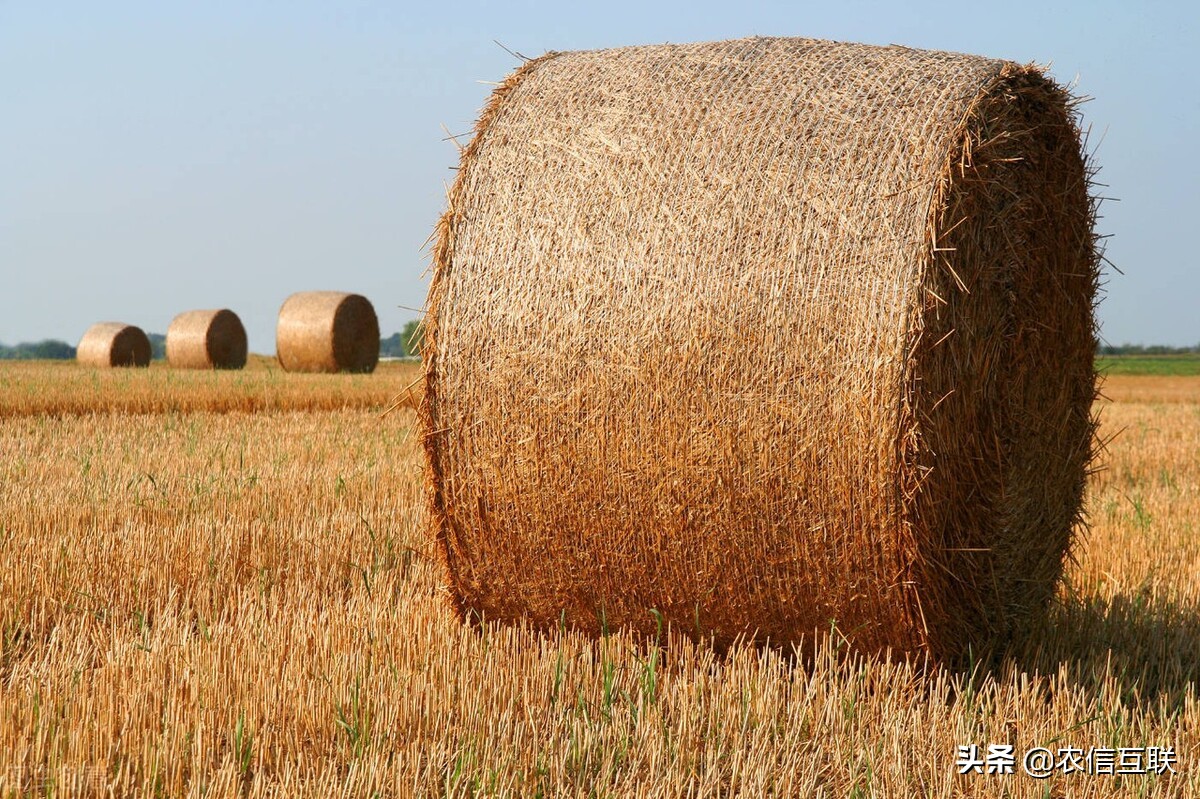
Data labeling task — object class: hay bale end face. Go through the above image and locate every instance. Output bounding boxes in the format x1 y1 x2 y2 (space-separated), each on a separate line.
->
423 37 1100 661
77 322 152 368
276 291 379 373
166 309 248 370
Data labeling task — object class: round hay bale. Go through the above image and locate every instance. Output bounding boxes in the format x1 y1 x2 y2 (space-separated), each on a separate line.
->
166 309 248 370
422 37 1099 661
76 322 152 368
276 291 379 373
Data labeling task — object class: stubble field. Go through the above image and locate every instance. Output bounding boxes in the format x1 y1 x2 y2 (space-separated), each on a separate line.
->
1 362 1197 797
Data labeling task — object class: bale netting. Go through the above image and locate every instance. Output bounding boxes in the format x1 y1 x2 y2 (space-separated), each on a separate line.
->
76 322 152 368
276 291 379 373
166 309 248 370
422 37 1100 662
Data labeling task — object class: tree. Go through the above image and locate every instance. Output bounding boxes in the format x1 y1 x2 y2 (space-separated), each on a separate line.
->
379 332 405 358
147 333 166 360
0 339 76 359
400 319 424 357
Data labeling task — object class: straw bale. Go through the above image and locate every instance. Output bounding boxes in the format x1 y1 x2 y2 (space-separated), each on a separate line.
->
276 291 379 373
76 322 152 368
166 309 248 370
422 37 1100 661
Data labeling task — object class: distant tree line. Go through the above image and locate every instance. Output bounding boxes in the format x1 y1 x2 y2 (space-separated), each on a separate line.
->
2 323 427 361
0 336 165 361
380 320 424 358
1098 343 1200 355
0 340 76 359
148 333 167 360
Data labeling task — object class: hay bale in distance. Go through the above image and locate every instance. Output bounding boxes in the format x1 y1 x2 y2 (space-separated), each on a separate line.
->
166 309 248 370
276 291 379 373
421 37 1100 661
77 322 152 368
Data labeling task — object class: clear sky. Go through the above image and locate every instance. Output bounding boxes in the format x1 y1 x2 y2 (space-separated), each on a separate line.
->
2 1 1196 350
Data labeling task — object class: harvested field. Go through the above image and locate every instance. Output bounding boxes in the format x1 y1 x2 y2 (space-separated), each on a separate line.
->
0 358 419 418
0 366 1196 796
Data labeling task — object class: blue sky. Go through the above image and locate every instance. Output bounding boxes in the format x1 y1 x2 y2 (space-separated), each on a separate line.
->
1 1 1196 349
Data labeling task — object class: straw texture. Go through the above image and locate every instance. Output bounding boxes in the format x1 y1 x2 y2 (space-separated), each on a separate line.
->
422 37 1100 661
276 292 379 373
166 309 248 370
76 322 152 368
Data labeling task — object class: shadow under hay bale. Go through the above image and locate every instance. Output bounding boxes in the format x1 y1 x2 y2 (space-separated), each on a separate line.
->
422 36 1100 663
77 322 152 368
276 291 379 374
166 308 248 370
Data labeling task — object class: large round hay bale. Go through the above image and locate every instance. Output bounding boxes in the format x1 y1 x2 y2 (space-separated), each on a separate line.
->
76 322 152 368
275 291 379 373
422 37 1099 661
166 309 248 370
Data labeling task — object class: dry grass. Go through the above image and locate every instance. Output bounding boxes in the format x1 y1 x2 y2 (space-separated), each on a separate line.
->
0 367 1197 796
1101 375 1200 405
0 358 419 418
